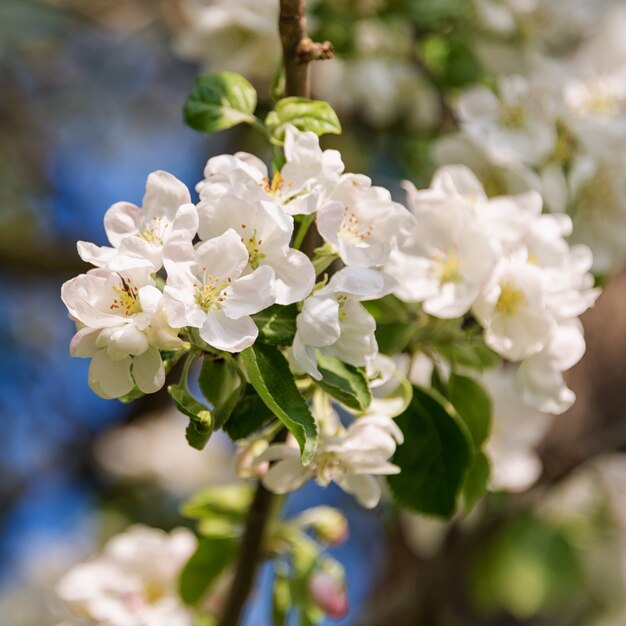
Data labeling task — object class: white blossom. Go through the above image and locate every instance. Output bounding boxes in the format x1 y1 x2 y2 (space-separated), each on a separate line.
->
61 267 182 399
197 126 344 216
77 171 197 273
317 174 416 268
162 229 275 352
259 415 404 508
197 193 315 304
483 368 554 492
473 259 554 361
291 267 396 380
56 525 197 626
458 75 556 167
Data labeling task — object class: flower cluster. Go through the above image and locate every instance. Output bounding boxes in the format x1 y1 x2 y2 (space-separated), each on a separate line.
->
386 164 599 414
61 126 411 400
440 1 626 274
56 526 197 626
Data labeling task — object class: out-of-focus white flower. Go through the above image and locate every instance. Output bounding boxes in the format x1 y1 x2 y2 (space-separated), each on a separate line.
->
317 174 415 268
61 267 182 399
483 367 553 492
259 415 404 508
77 171 196 273
458 75 556 167
56 525 197 626
172 0 280 80
197 126 344 217
291 267 396 380
197 194 314 305
386 177 497 318
162 229 275 352
473 259 554 361
567 156 626 274
95 409 236 496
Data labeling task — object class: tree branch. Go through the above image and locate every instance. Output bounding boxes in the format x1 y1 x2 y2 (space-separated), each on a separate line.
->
279 0 334 98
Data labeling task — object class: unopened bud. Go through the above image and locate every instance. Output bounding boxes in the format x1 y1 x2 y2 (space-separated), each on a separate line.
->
296 506 348 545
309 571 348 620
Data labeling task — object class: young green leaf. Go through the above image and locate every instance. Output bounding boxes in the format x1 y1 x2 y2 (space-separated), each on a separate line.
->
447 374 492 447
198 357 243 429
316 354 371 411
168 384 213 450
252 303 298 346
265 97 341 145
184 72 257 134
387 386 473 517
241 344 318 464
178 537 238 605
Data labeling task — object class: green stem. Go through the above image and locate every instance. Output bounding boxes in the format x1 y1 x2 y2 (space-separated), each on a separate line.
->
248 116 270 138
179 349 198 391
292 213 316 250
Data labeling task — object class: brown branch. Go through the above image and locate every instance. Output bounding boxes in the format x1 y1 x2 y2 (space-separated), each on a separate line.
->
279 0 334 98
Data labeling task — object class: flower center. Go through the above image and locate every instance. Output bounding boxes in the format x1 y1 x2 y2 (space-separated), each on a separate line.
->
435 251 462 284
338 206 373 245
240 225 266 270
194 269 231 312
566 77 624 119
337 294 348 321
499 103 526 129
496 282 526 315
313 452 347 487
137 216 169 246
110 276 142 316
261 171 286 196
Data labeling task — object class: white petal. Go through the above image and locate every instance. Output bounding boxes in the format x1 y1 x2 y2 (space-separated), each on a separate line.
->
132 347 165 394
70 327 99 358
266 248 315 305
341 474 382 508
221 265 276 319
200 309 258 353
324 267 397 300
103 202 143 247
195 229 249 282
76 241 117 268
292 333 322 380
142 170 191 220
170 202 199 242
262 458 311 494
107 324 149 359
298 296 340 348
89 351 134 399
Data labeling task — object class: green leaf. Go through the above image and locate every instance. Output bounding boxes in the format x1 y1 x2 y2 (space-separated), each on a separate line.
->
252 304 298 346
182 484 253 520
435 340 500 372
222 384 274 440
242 344 318 464
316 354 371 411
184 72 257 134
198 357 243 429
387 386 473 517
179 537 237 605
199 357 241 407
462 451 490 512
168 384 213 450
265 97 341 145
447 374 492 447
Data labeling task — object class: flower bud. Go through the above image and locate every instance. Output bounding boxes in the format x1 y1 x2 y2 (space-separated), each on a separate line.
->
295 506 349 546
309 571 348 620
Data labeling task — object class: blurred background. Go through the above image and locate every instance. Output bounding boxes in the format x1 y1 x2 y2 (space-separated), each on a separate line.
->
2 1 626 625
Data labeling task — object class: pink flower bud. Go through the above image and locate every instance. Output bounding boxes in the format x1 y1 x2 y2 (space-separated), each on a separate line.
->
309 572 348 620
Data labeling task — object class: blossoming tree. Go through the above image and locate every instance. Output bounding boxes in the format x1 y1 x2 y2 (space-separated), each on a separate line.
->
54 0 608 624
